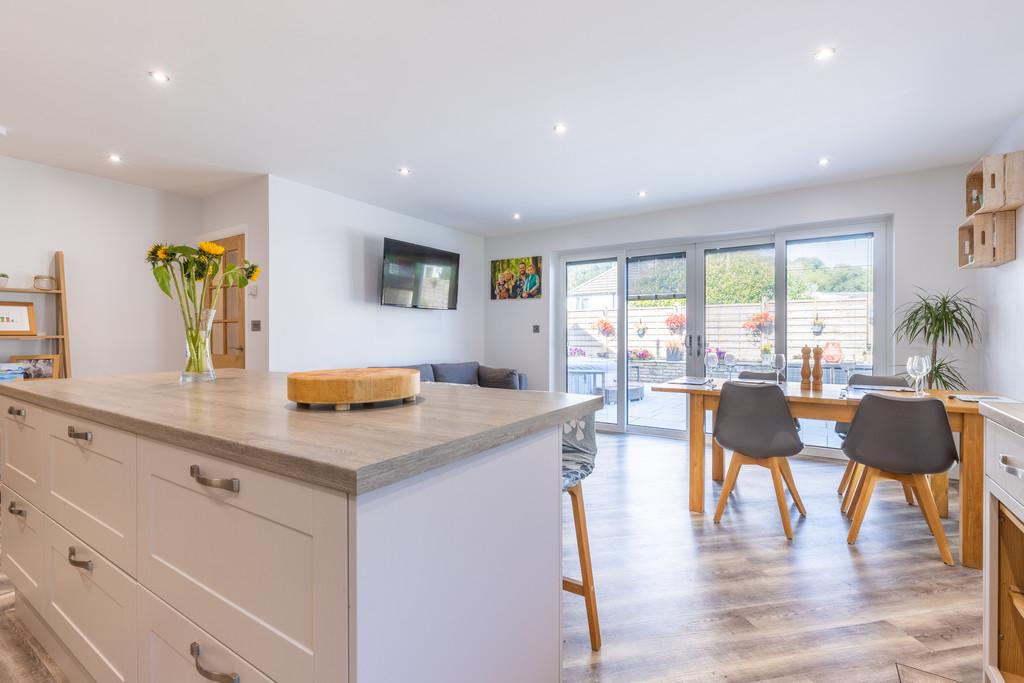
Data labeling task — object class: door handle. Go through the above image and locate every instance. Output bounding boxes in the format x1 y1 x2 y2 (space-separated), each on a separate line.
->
7 501 25 517
7 406 25 417
696 335 703 355
67 426 93 442
999 455 1024 479
190 642 240 683
685 334 693 356
229 346 245 351
190 465 240 493
67 546 93 572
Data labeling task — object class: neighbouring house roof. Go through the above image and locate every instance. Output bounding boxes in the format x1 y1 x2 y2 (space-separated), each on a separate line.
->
569 268 616 296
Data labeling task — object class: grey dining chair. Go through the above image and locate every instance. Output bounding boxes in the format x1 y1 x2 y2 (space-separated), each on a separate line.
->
836 374 914 511
737 370 800 430
562 412 601 651
842 393 957 565
713 382 806 539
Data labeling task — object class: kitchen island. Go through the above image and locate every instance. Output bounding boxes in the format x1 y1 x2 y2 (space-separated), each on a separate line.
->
0 370 601 683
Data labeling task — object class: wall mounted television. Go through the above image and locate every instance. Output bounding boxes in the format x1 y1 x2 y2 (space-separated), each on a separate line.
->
380 238 460 310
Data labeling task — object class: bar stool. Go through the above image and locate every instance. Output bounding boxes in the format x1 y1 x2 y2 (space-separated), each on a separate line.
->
713 382 806 540
562 413 601 651
842 393 957 565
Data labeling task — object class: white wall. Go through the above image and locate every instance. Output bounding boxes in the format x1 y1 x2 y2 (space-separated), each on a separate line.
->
199 177 270 371
978 112 1024 400
0 156 200 375
267 176 485 371
485 164 975 391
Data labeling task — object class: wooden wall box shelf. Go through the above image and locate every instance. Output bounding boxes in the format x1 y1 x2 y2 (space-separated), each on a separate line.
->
287 367 420 409
0 252 72 378
959 211 1016 269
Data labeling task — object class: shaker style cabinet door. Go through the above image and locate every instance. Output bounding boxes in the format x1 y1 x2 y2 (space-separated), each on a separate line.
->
1 399 46 503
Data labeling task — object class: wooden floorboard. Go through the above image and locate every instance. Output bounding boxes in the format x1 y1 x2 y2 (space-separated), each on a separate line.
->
562 433 982 683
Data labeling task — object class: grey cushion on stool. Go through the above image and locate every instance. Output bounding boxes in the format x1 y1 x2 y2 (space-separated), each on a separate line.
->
562 412 598 490
714 382 803 458
842 394 957 474
835 373 910 438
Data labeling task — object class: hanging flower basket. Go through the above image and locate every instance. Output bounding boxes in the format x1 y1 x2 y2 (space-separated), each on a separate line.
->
595 319 615 338
742 311 774 340
665 312 686 334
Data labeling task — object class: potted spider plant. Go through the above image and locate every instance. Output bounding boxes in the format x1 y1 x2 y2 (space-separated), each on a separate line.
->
894 290 981 390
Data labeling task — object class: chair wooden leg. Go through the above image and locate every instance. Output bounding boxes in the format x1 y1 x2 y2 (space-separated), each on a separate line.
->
844 463 867 518
847 467 878 544
910 474 954 566
778 458 806 517
837 460 856 496
714 454 743 524
768 458 794 540
841 462 863 515
901 482 915 506
566 483 602 650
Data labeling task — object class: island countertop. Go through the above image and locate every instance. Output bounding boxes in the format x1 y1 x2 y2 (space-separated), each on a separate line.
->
980 400 1024 439
0 370 602 495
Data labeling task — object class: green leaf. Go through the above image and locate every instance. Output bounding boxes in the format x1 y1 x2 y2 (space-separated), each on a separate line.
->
152 265 173 298
175 246 199 256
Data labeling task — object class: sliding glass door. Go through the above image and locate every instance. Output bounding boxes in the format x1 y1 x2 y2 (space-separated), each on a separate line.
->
565 258 619 425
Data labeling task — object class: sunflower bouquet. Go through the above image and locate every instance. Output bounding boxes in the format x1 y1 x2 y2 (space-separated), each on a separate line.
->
146 241 261 382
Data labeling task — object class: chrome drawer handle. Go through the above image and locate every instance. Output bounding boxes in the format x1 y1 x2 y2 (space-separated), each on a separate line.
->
7 407 25 417
999 455 1024 479
190 642 240 683
67 426 93 442
7 501 25 517
67 546 93 572
190 465 240 493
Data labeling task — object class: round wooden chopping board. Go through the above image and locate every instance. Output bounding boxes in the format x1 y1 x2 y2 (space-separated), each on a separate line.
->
287 368 420 410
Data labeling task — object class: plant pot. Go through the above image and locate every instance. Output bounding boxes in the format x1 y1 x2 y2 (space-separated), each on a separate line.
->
0 277 7 288
666 349 682 362
181 309 217 383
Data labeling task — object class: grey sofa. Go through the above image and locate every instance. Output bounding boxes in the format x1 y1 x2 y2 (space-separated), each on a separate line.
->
395 361 528 390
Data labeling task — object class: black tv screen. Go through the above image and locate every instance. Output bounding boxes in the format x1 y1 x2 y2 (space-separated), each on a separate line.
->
381 238 460 310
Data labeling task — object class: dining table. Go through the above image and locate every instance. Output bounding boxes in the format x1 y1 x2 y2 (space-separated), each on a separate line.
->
651 378 991 569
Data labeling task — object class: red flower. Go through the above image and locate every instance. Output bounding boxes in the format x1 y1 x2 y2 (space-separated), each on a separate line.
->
665 313 687 332
595 319 615 337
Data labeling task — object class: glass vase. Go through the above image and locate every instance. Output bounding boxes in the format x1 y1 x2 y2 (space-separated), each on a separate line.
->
181 309 217 383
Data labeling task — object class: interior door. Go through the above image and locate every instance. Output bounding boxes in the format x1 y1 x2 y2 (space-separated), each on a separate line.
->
208 234 246 369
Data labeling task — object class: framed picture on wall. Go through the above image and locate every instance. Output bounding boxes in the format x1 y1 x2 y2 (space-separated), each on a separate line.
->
9 354 60 380
0 302 36 336
491 256 542 300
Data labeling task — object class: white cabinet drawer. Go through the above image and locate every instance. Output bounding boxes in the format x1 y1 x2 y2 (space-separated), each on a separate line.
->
41 409 138 576
986 421 1024 505
139 586 275 683
1 399 46 502
138 439 348 683
43 513 137 683
1 484 47 606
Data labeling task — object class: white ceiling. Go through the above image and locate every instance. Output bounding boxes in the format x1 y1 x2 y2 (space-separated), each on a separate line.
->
2 1 1024 236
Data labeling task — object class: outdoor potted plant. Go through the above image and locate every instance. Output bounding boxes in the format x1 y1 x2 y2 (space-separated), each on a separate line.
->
743 311 774 340
665 312 686 334
894 289 981 389
666 340 683 362
760 343 773 365
0 273 7 288
595 318 615 357
634 319 648 337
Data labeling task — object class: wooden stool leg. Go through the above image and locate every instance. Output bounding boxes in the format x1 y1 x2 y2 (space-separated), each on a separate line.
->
841 462 863 514
779 458 806 517
566 483 602 651
911 474 954 566
901 482 915 506
714 455 743 524
837 460 856 496
847 467 878 544
768 458 794 540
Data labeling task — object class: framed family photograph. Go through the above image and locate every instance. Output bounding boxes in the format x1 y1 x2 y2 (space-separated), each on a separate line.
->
491 256 542 300
9 354 60 380
0 302 36 336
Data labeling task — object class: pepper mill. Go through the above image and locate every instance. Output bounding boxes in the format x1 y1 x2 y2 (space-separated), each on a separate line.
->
800 346 811 389
812 345 824 391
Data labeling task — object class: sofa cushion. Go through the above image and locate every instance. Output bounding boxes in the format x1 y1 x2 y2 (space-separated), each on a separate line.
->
432 361 480 385
394 363 435 382
478 365 521 390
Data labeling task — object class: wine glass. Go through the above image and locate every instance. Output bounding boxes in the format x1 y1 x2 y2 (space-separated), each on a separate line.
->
772 353 787 383
906 355 932 396
704 351 719 379
724 353 737 380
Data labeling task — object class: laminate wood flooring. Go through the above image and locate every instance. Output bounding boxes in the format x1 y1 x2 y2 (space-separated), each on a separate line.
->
561 433 982 683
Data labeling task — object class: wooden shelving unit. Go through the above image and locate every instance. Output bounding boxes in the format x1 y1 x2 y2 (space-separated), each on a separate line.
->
0 251 72 378
958 152 1023 269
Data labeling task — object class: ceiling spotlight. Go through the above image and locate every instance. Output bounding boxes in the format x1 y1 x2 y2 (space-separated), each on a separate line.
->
398 167 412 176
637 190 647 198
817 157 831 167
108 153 122 163
512 213 521 220
814 47 837 61
148 70 171 83
552 122 568 135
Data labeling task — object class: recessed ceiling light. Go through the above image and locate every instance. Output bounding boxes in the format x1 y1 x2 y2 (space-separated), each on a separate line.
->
512 213 521 220
148 70 171 83
552 122 568 135
817 157 831 167
108 153 122 163
398 167 411 176
637 190 647 198
814 47 836 61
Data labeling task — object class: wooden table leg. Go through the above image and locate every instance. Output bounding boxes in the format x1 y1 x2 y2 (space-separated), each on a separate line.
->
930 472 949 518
959 414 984 570
711 408 724 482
689 394 706 513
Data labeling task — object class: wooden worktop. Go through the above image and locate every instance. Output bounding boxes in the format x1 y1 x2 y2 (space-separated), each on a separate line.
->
980 400 1024 437
0 370 602 495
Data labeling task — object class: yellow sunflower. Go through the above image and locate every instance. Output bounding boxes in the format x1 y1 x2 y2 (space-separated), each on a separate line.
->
249 266 261 282
198 241 226 256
